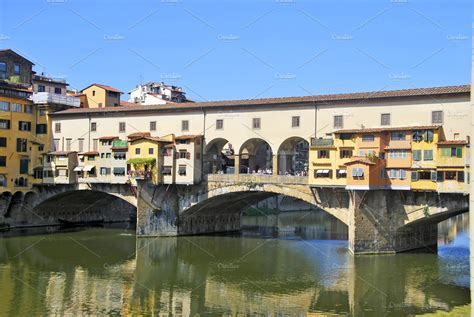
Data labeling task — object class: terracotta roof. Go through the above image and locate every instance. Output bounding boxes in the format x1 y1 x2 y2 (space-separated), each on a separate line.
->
48 151 76 155
129 136 161 143
164 144 175 149
175 134 202 140
81 151 99 155
82 83 123 93
50 85 471 116
128 132 150 139
111 146 128 151
98 136 119 140
437 140 468 145
344 158 376 165
334 125 441 134
120 101 139 107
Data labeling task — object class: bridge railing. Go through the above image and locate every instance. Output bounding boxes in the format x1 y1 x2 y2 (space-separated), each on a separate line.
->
206 173 308 185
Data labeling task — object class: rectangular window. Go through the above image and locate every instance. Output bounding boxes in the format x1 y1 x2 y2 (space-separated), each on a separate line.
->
0 101 10 112
458 171 465 182
162 166 172 175
340 149 353 159
445 171 457 180
389 150 408 159
0 62 6 79
37 85 45 92
315 169 332 178
0 156 6 167
93 139 98 151
0 119 10 129
362 134 375 142
381 113 390 126
12 103 22 112
55 122 61 133
78 139 84 152
423 150 433 161
178 165 187 176
0 137 6 147
119 122 126 133
351 168 364 178
100 167 111 175
150 121 156 131
54 87 61 94
18 121 31 131
181 120 189 131
179 150 187 159
57 169 68 177
292 116 300 128
53 139 60 151
432 111 443 124
148 148 154 155
336 169 347 179
318 150 330 159
66 139 72 151
333 115 343 129
91 122 97 132
36 124 47 134
113 167 126 176
24 105 32 113
252 118 261 129
216 119 223 130
135 148 141 155
14 63 20 75
0 174 6 187
390 132 405 141
16 138 27 152
412 150 421 161
19 158 28 174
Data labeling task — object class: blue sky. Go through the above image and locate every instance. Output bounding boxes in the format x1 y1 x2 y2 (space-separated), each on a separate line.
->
0 0 471 101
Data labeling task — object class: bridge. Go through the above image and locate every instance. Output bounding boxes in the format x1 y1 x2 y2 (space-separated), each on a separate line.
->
0 169 468 254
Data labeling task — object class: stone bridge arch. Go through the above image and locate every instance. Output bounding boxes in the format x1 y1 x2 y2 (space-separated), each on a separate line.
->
137 179 350 236
0 184 137 228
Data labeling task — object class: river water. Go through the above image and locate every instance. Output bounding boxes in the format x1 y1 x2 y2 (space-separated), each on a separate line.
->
0 211 469 316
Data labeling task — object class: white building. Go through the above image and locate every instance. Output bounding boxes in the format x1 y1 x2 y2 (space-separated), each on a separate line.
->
128 82 188 105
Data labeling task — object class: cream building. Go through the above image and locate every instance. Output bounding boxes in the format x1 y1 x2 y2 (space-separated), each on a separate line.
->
49 85 470 186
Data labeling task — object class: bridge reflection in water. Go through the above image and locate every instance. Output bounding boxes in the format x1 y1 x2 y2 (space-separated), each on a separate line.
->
0 212 469 316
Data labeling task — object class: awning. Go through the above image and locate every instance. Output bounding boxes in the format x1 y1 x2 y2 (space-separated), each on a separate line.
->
338 170 347 174
83 165 95 172
73 166 84 172
316 169 329 174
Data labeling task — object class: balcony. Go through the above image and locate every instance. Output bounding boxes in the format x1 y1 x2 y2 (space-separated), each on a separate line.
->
311 138 334 147
32 92 80 107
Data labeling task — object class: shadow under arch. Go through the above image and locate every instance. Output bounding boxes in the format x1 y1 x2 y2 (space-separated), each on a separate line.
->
30 190 137 225
239 138 273 174
177 187 348 235
277 136 309 176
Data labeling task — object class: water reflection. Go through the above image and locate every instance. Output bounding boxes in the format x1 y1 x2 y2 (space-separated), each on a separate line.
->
0 212 469 316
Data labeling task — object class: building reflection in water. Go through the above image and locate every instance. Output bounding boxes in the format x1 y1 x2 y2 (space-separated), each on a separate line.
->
0 212 469 316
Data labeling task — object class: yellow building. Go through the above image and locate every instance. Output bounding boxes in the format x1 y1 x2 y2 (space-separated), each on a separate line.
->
410 126 441 191
81 83 122 108
309 135 355 187
436 140 469 193
127 133 162 185
0 49 38 192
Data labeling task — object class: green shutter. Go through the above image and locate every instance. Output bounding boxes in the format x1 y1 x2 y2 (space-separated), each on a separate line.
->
430 171 437 181
411 171 418 181
413 150 421 161
456 147 462 158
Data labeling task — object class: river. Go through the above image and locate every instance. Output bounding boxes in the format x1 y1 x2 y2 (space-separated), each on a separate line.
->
0 211 469 316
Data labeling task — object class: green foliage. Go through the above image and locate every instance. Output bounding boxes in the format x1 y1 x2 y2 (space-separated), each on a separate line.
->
366 152 378 162
127 158 156 168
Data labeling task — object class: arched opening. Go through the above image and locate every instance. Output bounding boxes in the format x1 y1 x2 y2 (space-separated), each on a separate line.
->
178 190 348 236
239 138 273 174
277 137 309 176
31 190 137 225
204 138 235 174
